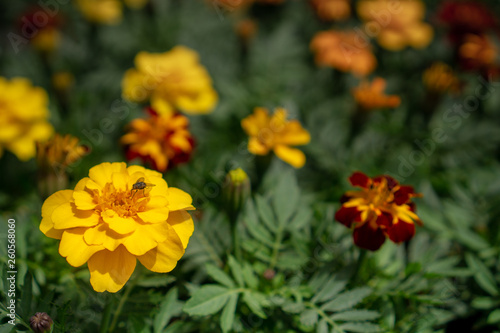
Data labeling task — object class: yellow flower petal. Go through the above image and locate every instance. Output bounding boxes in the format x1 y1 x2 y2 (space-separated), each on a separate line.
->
137 207 170 223
40 190 73 239
101 209 137 234
122 221 171 256
73 190 97 210
88 245 136 293
274 144 306 168
137 226 184 272
52 202 100 229
89 162 127 187
59 228 105 267
167 210 194 249
167 187 195 211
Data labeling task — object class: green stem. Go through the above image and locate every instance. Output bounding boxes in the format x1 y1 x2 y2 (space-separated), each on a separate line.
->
99 295 115 333
304 302 341 332
269 225 284 270
351 249 367 285
108 277 138 332
232 220 242 262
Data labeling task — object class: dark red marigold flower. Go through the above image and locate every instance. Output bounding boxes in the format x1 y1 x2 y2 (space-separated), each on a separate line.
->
335 171 423 251
121 107 194 172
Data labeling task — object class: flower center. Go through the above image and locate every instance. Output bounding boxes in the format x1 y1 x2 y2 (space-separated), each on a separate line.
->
364 180 394 210
94 183 149 218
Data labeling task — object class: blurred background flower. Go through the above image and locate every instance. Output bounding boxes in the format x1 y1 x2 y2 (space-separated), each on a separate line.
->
309 0 351 21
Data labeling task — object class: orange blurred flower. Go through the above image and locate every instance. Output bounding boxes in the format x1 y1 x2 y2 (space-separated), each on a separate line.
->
335 171 423 251
357 0 434 51
241 107 310 168
21 7 63 53
310 30 377 76
422 62 460 94
459 34 498 74
121 108 194 172
236 19 258 43
310 0 351 21
352 77 400 111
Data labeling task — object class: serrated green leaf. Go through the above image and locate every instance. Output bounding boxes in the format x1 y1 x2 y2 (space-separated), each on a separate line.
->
183 285 232 316
311 277 347 303
288 207 312 230
154 288 182 333
316 319 328 333
221 293 239 333
206 264 235 288
273 170 299 227
281 301 305 314
242 291 267 319
330 310 380 322
487 309 500 324
321 287 372 312
300 309 318 328
242 262 259 289
228 256 245 287
338 322 381 332
465 253 498 296
256 195 277 232
455 229 489 251
243 201 275 247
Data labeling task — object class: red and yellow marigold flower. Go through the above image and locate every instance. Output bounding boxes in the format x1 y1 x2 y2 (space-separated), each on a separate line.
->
459 34 498 76
0 77 54 161
352 77 401 111
335 172 422 251
40 162 195 292
121 107 194 172
310 0 351 21
241 107 310 168
357 0 434 51
310 30 377 76
122 46 218 115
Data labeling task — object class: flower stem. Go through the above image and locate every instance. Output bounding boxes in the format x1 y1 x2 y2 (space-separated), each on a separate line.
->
351 249 367 285
108 277 137 332
232 220 242 262
99 295 115 333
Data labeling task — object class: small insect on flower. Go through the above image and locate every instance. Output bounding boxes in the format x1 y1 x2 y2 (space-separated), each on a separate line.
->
131 177 156 198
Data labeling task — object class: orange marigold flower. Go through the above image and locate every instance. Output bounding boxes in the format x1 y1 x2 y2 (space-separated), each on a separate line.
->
310 30 377 76
459 34 497 73
241 107 310 168
335 172 423 251
422 62 460 94
121 107 194 172
357 0 434 51
122 46 218 115
40 162 195 292
37 133 87 170
352 77 401 111
310 0 351 21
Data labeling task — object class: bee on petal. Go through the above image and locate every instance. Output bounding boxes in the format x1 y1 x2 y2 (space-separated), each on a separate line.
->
130 177 155 198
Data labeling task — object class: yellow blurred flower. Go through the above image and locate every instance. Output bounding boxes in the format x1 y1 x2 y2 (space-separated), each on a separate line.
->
241 107 310 168
76 0 123 25
352 77 401 111
0 77 54 161
52 72 75 93
121 107 194 172
124 0 148 9
31 28 61 53
357 0 434 51
310 0 351 21
310 30 377 76
122 46 218 115
40 162 195 292
422 62 460 94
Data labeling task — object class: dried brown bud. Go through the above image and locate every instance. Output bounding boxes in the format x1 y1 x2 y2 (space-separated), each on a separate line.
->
263 268 275 280
30 312 53 333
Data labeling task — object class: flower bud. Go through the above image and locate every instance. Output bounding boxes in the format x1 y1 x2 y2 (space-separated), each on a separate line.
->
224 168 251 219
30 312 53 333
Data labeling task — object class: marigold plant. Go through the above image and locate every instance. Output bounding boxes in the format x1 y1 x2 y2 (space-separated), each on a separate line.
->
122 46 218 114
241 107 310 168
352 77 401 111
40 162 195 292
0 77 54 161
335 171 423 251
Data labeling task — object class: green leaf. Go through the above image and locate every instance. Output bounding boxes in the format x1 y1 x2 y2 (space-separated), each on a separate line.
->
273 170 299 226
338 322 381 332
256 195 277 232
471 297 497 310
455 229 489 251
243 201 275 247
154 288 183 333
228 256 245 287
311 277 347 303
465 253 498 296
288 207 312 230
242 262 259 289
19 272 32 318
487 309 500 324
206 264 235 288
300 309 318 328
316 319 328 333
242 291 267 319
184 285 233 316
330 310 380 322
321 287 372 312
220 293 239 333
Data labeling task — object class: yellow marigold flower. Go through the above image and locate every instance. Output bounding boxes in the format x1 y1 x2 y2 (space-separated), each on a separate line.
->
310 0 351 21
31 28 61 53
76 0 123 25
357 0 434 51
422 62 460 94
241 107 310 168
40 162 195 293
352 77 401 111
310 30 377 76
37 134 87 170
122 46 218 115
121 107 194 172
0 77 54 161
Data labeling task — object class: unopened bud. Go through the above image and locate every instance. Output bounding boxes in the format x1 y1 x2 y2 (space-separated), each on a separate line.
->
263 268 275 280
224 168 251 219
30 312 53 333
